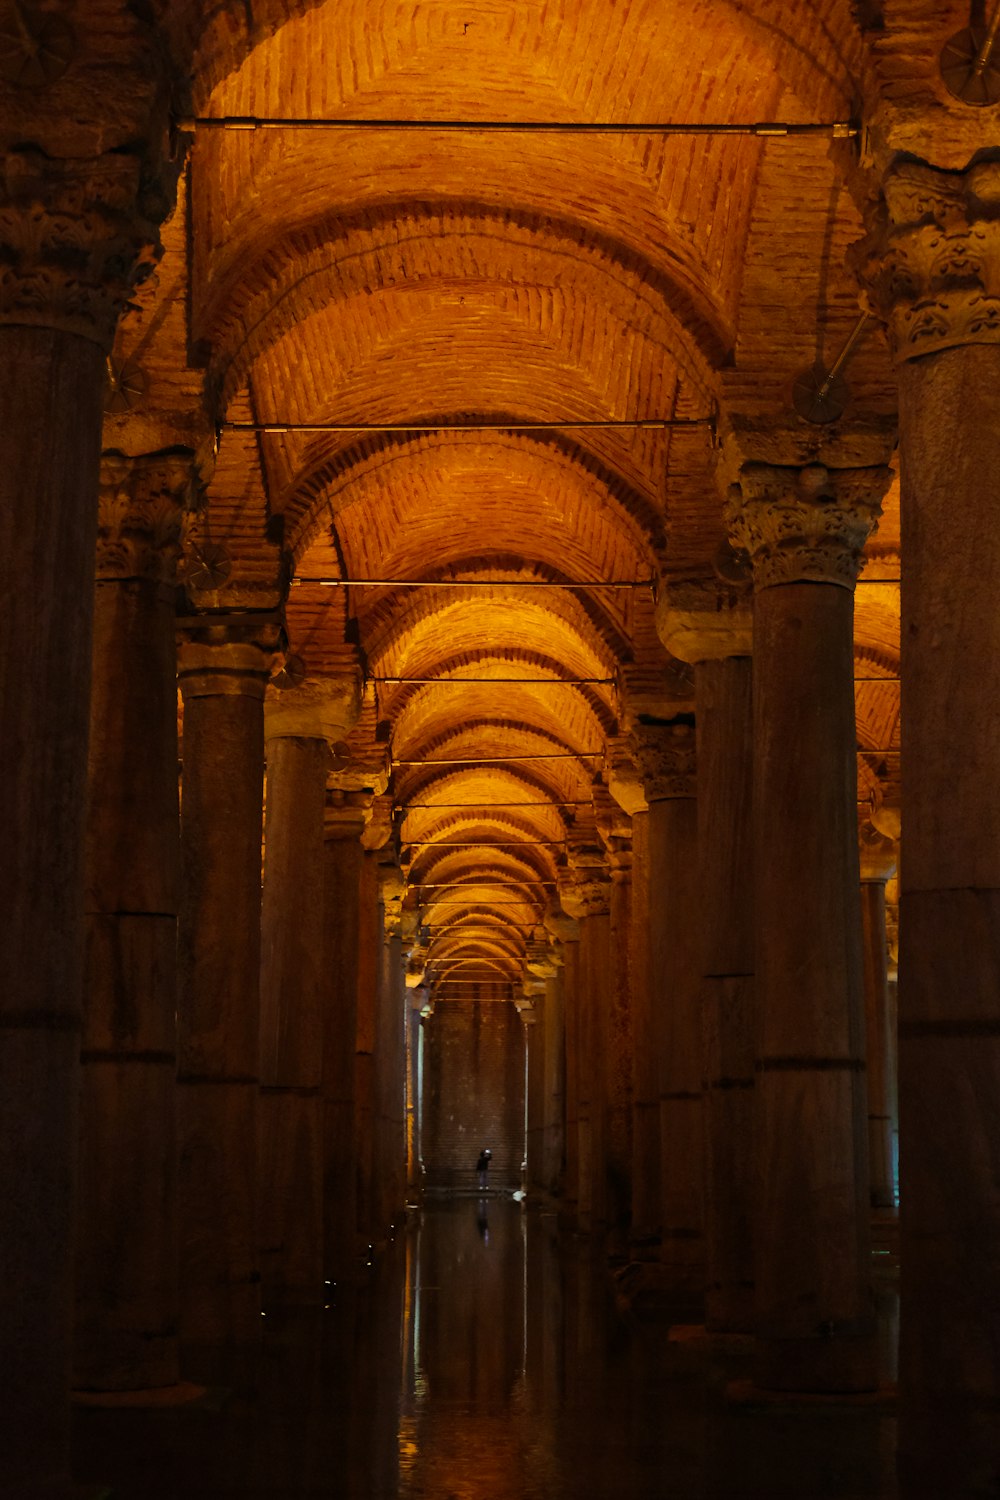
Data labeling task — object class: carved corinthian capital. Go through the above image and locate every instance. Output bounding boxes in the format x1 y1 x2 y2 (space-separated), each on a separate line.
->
97 450 195 585
725 463 888 591
0 150 163 349
852 157 1000 362
632 720 697 802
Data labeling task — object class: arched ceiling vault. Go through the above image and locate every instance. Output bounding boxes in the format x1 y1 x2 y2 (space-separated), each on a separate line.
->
119 0 908 1001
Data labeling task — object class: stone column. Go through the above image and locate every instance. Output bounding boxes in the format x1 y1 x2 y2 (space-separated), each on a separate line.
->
858 819 898 1216
561 856 613 1233
0 118 179 1498
355 848 382 1249
659 595 755 1332
321 792 369 1283
76 453 191 1393
550 908 582 1223
526 941 561 1197
259 674 361 1305
727 461 887 1391
854 158 1000 1485
373 859 407 1240
176 620 278 1362
596 793 634 1242
543 909 577 1204
522 974 548 1193
405 976 427 1196
635 724 704 1308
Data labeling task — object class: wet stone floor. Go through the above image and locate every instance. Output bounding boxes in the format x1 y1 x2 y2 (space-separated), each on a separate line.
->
73 1199 899 1499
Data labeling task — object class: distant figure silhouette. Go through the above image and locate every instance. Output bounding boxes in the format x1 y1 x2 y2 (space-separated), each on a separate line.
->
476 1147 492 1190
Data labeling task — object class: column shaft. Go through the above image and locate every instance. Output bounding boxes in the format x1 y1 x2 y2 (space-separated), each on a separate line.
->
354 852 380 1247
753 581 873 1390
696 656 755 1332
860 880 895 1213
0 328 105 1491
561 939 581 1222
178 673 268 1356
541 970 566 1197
628 811 660 1244
322 835 363 1281
525 1007 546 1194
650 795 704 1305
577 911 611 1232
607 872 633 1234
77 565 180 1389
259 736 328 1305
897 345 1000 1485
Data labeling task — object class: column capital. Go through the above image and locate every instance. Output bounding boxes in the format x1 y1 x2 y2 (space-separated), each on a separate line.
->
0 148 166 350
264 667 363 744
560 849 611 919
725 462 889 591
859 816 898 884
323 787 374 842
526 939 559 978
853 157 1000 364
632 719 697 801
176 615 283 701
96 449 196 586
543 901 580 945
655 576 753 663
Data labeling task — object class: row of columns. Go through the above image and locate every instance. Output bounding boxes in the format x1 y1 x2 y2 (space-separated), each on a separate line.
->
526 461 901 1403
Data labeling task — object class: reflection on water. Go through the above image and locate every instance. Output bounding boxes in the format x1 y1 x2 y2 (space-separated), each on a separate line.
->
72 1199 898 1499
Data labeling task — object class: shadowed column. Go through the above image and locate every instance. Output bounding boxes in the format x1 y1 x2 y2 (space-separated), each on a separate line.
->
322 792 368 1283
728 460 887 1391
259 671 361 1305
858 818 898 1216
561 851 613 1234
660 592 756 1333
176 621 278 1363
76 453 192 1393
635 722 704 1310
856 159 1000 1488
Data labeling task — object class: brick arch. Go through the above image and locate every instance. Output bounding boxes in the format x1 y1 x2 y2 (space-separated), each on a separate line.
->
290 429 664 578
202 205 726 412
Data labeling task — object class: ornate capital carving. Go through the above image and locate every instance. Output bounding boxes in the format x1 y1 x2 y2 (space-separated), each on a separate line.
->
0 149 164 349
543 902 580 945
526 940 559 979
725 463 887 591
853 157 1000 363
96 450 195 585
632 720 697 802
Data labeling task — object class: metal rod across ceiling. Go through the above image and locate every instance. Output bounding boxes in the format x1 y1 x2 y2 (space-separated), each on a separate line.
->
182 116 856 137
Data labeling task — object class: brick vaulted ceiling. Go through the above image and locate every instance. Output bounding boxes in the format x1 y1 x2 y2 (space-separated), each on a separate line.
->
109 0 914 998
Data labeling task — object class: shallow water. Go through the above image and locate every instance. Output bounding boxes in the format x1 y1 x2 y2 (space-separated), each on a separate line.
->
74 1198 898 1499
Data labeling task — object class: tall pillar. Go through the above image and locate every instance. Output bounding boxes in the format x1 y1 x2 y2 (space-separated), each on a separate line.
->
321 793 368 1283
176 621 278 1360
856 159 1000 1485
542 963 566 1197
548 907 582 1223
354 849 382 1249
597 793 634 1240
373 861 407 1240
259 672 361 1305
660 597 756 1332
728 461 887 1391
858 819 898 1215
522 975 548 1194
0 120 178 1498
76 453 191 1392
635 723 704 1306
561 856 613 1233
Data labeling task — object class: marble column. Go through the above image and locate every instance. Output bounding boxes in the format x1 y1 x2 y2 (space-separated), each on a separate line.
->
259 672 361 1305
561 856 613 1234
635 723 704 1308
321 792 368 1282
855 158 1000 1486
355 849 382 1249
405 979 427 1196
176 621 278 1360
522 975 548 1194
76 453 191 1392
660 596 756 1332
728 461 887 1391
541 964 566 1197
543 908 578 1206
373 862 407 1240
0 126 178 1500
599 808 634 1241
858 819 898 1215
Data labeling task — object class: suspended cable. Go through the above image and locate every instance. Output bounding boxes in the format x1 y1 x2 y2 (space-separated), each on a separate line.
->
394 752 602 764
375 676 615 684
181 116 856 137
294 578 648 589
223 418 709 433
